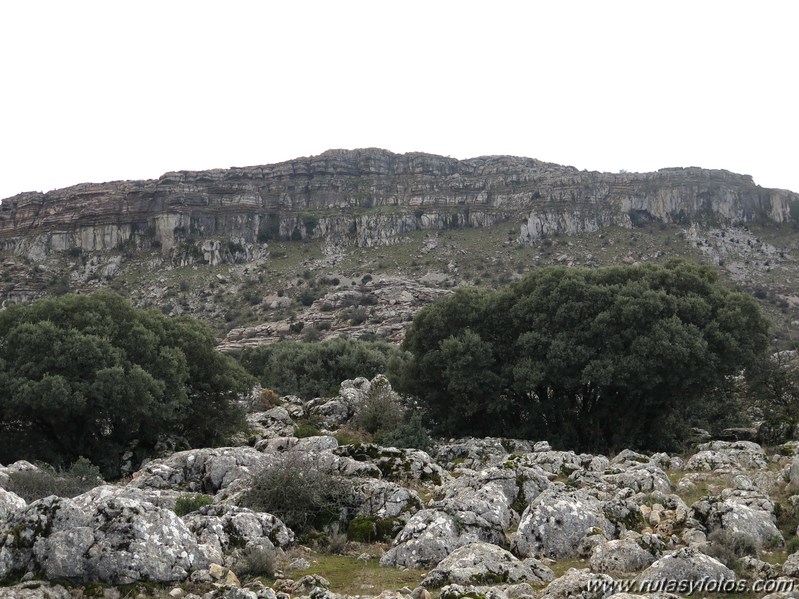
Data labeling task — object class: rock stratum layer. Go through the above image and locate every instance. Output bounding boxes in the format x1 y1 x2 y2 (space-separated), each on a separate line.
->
1 148 797 262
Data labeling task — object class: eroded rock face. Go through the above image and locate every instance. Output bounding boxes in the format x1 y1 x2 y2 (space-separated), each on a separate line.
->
3 149 793 259
0 494 207 584
421 542 554 588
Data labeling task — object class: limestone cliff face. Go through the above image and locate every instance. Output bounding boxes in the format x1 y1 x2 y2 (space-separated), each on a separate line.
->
1 148 795 263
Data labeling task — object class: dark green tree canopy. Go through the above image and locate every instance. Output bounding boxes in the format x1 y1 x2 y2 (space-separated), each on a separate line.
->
396 261 770 452
237 338 406 399
0 292 253 476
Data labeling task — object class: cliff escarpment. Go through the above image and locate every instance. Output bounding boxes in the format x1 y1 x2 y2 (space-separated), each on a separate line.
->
1 148 796 264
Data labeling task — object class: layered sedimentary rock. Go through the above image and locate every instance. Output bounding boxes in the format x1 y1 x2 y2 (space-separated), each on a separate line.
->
1 148 796 262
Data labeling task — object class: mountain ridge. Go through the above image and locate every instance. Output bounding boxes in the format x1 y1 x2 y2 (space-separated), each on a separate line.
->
1 148 796 262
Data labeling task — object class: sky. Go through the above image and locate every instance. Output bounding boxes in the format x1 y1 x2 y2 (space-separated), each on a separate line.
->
1 1 797 201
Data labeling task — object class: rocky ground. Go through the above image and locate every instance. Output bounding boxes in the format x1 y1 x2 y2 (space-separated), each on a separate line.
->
4 376 799 598
3 221 799 351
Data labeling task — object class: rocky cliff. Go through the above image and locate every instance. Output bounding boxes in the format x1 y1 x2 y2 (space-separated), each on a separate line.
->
2 148 796 263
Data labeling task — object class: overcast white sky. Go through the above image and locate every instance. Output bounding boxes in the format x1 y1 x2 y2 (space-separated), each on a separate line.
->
1 1 797 201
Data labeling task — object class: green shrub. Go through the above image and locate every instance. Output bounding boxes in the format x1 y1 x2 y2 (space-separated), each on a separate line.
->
786 536 799 555
374 412 433 451
173 493 213 517
347 515 377 542
375 517 402 541
236 338 407 399
355 375 403 434
294 423 322 438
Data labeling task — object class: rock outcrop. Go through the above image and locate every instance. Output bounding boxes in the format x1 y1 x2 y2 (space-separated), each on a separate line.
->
0 494 207 584
2 149 795 261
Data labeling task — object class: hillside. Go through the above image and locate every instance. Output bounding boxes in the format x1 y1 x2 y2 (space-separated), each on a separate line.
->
1 148 798 349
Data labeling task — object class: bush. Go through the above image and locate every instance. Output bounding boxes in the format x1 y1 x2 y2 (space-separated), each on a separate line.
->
702 529 758 570
6 457 103 502
236 338 407 399
294 423 322 438
0 292 253 477
241 453 353 533
355 375 403 434
173 493 213 517
347 515 376 542
235 545 276 579
252 388 281 412
374 412 433 451
323 523 348 554
786 536 799 555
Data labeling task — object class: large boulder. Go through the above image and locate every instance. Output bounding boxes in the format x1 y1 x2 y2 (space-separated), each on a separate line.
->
183 504 293 566
589 538 656 575
435 482 515 546
0 493 208 584
0 582 71 598
380 477 517 569
379 509 475 569
422 542 553 588
685 441 769 472
781 550 799 577
433 438 533 470
691 492 782 548
508 450 589 478
245 407 296 441
635 547 735 585
73 484 183 511
0 488 25 520
353 478 424 520
539 568 615 599
309 375 399 429
443 465 550 514
575 463 672 494
512 487 615 558
129 447 271 495
333 444 450 485
257 435 339 454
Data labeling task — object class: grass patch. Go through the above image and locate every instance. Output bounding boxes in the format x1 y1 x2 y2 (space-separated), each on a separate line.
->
289 553 427 595
549 558 590 577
